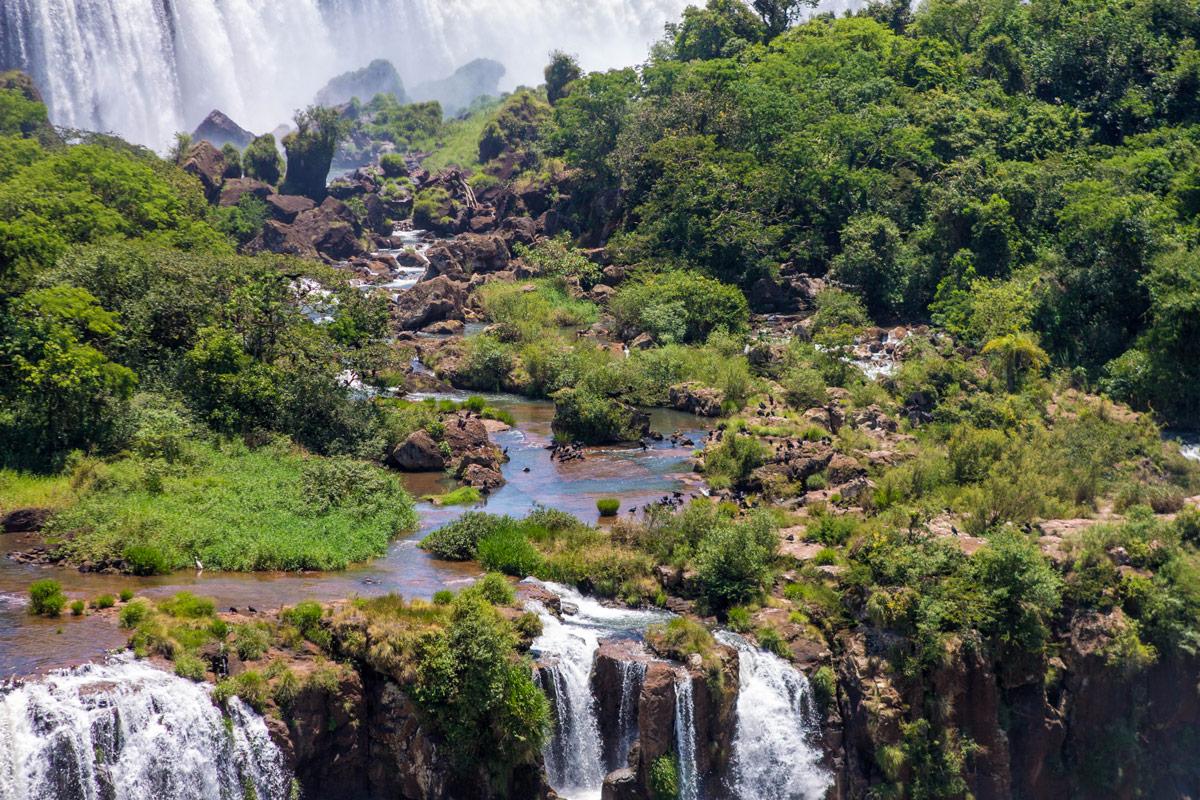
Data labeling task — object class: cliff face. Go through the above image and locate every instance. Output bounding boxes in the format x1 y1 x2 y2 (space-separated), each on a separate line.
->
822 608 1200 800
265 662 550 800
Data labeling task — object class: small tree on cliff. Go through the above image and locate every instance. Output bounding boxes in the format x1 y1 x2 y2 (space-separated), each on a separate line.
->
280 105 348 201
544 51 581 105
243 134 283 186
748 0 816 39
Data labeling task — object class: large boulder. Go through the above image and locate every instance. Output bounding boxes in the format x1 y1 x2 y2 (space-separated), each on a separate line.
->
182 140 226 202
441 414 491 457
668 382 723 417
265 194 316 223
449 233 510 274
219 178 274 208
293 197 367 260
245 220 317 259
385 430 446 472
2 508 51 533
421 245 467 283
601 768 643 800
393 276 467 331
191 109 255 150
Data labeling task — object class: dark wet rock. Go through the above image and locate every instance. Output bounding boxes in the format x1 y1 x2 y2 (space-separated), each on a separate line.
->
246 220 318 258
421 245 467 283
2 507 51 533
218 177 273 207
499 216 537 249
668 382 723 417
460 463 505 491
602 768 643 800
421 319 465 336
385 430 446 472
393 276 467 331
192 109 254 150
264 193 316 224
629 333 655 350
182 140 226 201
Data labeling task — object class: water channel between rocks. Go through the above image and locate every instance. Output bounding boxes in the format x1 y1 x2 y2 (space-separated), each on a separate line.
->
0 396 710 677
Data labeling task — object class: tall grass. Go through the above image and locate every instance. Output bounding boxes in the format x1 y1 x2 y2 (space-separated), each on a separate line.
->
49 443 417 572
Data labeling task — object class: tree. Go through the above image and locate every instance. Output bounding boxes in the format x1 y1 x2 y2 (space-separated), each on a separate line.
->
668 0 765 61
242 134 284 186
829 213 904 316
281 106 349 200
982 331 1049 392
0 287 136 469
544 51 581 105
220 142 242 179
750 0 815 39
168 132 193 165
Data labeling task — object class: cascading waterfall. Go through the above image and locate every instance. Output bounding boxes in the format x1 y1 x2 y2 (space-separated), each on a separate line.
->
0 0 691 150
525 580 670 800
0 654 290 800
613 659 646 770
716 631 830 800
673 672 699 800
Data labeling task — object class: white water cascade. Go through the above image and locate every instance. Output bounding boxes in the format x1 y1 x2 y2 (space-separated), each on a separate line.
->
0 655 290 800
0 0 691 150
674 673 699 800
613 658 646 770
526 580 670 800
716 631 830 800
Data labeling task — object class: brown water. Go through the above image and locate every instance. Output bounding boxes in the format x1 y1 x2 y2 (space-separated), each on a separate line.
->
0 393 708 677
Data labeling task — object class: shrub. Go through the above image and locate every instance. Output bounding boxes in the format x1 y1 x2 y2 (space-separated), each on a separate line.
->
123 545 169 576
811 665 837 712
814 548 839 566
781 364 826 410
551 388 645 444
807 513 858 546
29 580 66 617
652 617 714 659
420 512 511 561
648 754 681 800
727 606 752 633
282 600 324 634
703 433 768 489
174 654 207 682
515 611 544 640
158 592 215 618
695 513 777 609
468 572 516 605
478 526 544 577
597 498 620 517
432 590 455 605
94 594 115 609
70 600 85 616
611 272 749 344
243 134 283 185
756 626 790 658
234 624 271 660
119 599 151 628
214 671 270 711
380 153 407 178
119 589 134 603
272 667 302 709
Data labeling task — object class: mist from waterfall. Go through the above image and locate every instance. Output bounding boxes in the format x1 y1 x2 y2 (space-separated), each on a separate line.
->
0 0 690 150
0 0 870 152
0 655 290 800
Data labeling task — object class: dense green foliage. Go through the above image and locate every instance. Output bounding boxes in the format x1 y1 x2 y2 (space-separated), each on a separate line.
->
49 438 417 572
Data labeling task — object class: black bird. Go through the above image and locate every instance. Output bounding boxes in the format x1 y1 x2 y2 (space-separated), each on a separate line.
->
229 607 238 614
523 467 531 472
247 606 258 614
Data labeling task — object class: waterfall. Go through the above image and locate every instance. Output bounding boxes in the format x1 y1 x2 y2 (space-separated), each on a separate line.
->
673 672 699 800
716 632 831 800
526 580 670 800
0 654 290 800
0 0 691 150
613 659 646 770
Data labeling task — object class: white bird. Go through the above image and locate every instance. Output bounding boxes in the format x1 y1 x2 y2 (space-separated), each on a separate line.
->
194 558 203 574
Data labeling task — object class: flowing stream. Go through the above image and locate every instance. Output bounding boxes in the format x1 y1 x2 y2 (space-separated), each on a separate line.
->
0 655 290 800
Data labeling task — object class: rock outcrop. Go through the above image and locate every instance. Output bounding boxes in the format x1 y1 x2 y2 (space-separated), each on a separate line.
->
191 109 255 150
